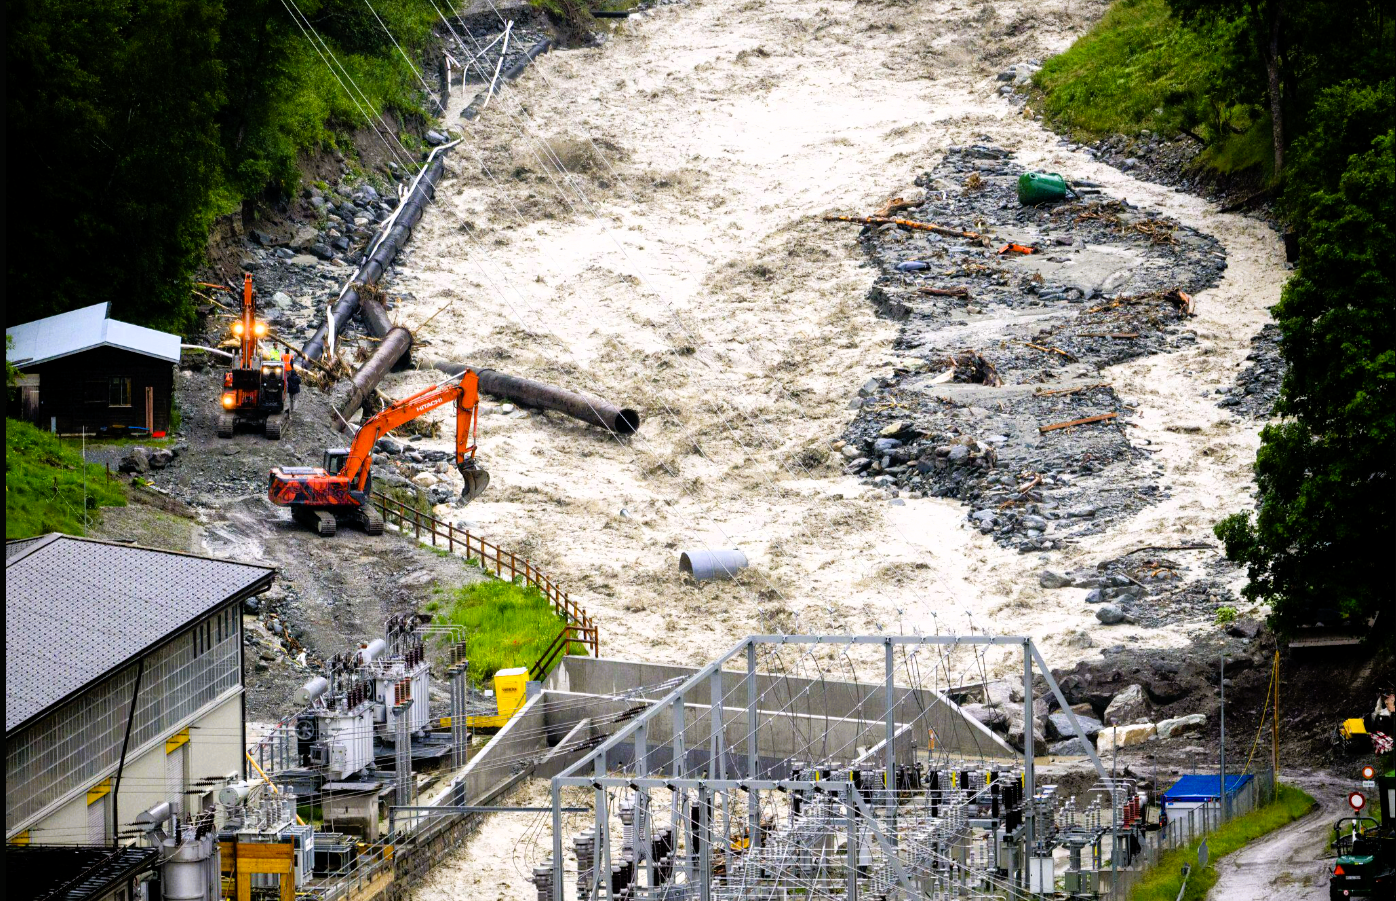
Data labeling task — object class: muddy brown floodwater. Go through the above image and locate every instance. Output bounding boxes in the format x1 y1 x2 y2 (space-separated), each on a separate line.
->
373 0 1286 894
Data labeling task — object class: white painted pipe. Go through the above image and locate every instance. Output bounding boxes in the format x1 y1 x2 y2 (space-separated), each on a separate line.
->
679 549 748 581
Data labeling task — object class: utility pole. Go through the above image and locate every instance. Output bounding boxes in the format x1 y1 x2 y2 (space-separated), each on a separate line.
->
1219 654 1227 823
1272 649 1280 787
81 428 88 529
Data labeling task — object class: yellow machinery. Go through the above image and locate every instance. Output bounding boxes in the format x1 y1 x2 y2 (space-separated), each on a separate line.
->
1337 717 1370 753
438 667 530 732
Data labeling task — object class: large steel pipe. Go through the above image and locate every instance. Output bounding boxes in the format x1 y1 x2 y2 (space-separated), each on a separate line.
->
335 327 414 431
460 38 553 122
302 152 448 361
426 359 640 435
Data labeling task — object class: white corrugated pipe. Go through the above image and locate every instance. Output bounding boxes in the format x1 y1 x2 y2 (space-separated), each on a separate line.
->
679 549 749 581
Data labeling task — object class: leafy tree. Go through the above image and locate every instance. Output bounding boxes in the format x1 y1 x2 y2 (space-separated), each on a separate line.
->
1216 104 1394 640
7 0 225 331
1168 0 1395 175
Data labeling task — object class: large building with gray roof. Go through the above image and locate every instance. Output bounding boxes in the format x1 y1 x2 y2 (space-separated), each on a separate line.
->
5 534 273 846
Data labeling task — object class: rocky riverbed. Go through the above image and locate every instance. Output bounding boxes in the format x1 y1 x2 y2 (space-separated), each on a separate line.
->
839 144 1226 561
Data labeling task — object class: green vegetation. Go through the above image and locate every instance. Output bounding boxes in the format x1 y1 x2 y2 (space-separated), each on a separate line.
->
7 0 440 332
1039 0 1394 647
6 418 127 539
1128 783 1316 901
1034 0 1274 176
1214 605 1238 625
1034 0 1215 139
434 578 576 687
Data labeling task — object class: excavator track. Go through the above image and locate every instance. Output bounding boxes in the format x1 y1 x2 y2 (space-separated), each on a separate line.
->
216 414 234 439
359 504 385 535
264 414 283 440
293 505 337 536
312 510 337 536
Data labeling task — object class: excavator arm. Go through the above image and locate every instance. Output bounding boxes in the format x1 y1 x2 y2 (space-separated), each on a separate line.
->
339 370 483 495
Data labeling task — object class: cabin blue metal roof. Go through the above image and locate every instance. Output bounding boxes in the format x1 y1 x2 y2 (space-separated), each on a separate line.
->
1162 773 1254 802
6 303 180 367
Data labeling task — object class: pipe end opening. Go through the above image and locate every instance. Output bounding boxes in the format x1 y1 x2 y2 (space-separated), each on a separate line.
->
616 409 641 436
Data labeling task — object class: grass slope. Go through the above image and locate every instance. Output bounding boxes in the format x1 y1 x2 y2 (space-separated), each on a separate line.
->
6 418 126 539
430 578 576 686
1034 0 1213 138
1033 0 1271 177
1129 782 1317 901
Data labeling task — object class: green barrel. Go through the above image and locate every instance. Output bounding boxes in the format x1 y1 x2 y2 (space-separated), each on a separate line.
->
1018 172 1070 205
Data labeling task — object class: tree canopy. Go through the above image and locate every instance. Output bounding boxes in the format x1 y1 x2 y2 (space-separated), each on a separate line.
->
5 0 437 332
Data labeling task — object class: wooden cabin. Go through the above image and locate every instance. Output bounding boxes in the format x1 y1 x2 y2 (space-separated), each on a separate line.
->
6 304 180 436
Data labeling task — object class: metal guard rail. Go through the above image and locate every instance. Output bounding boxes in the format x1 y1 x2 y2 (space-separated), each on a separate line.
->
529 624 598 682
369 490 599 659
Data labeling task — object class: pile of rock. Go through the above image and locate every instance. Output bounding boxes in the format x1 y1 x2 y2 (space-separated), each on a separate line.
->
118 443 188 474
840 145 1226 553
963 675 1210 759
1217 323 1283 418
372 435 467 509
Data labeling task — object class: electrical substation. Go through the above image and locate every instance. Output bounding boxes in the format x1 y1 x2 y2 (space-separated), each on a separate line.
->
538 635 1144 900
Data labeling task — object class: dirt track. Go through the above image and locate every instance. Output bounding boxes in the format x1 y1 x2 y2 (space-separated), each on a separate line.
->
1206 773 1348 901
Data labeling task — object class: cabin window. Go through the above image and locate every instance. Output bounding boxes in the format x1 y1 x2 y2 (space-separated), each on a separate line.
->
109 377 132 407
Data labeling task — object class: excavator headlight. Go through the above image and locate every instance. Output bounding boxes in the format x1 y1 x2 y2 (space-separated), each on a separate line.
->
253 322 268 337
232 322 245 336
221 392 237 409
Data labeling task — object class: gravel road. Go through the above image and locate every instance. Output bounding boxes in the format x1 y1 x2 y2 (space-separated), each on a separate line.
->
1207 772 1349 901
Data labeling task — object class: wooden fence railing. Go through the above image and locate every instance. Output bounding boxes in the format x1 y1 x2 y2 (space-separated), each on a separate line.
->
370 491 599 660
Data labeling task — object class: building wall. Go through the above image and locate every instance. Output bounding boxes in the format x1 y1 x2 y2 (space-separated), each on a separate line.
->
21 692 244 846
6 603 243 839
27 346 174 434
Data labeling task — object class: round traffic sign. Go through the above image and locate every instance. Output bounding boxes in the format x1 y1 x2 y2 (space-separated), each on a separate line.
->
1361 764 1376 780
1348 791 1366 812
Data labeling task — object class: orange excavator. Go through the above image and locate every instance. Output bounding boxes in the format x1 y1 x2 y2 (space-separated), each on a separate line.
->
268 371 490 536
218 274 287 439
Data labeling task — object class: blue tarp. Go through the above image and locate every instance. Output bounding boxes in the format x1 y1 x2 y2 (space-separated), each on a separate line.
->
1162 774 1254 803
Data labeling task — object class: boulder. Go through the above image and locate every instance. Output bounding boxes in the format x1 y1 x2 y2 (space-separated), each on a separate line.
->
1047 712 1102 741
289 227 319 251
1096 604 1127 625
1104 684 1151 725
880 420 912 438
147 448 175 469
1156 714 1207 740
1006 713 1046 752
375 436 406 455
1097 723 1156 751
959 703 1008 730
425 129 448 146
118 447 150 473
309 243 335 260
1226 620 1262 639
1039 570 1072 589
983 680 1015 708
1048 737 1095 756
411 471 439 488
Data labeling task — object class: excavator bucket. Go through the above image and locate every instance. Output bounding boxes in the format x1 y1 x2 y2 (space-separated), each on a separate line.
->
459 461 490 503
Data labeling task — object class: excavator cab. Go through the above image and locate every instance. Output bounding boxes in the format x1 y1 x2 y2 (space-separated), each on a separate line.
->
324 448 350 476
